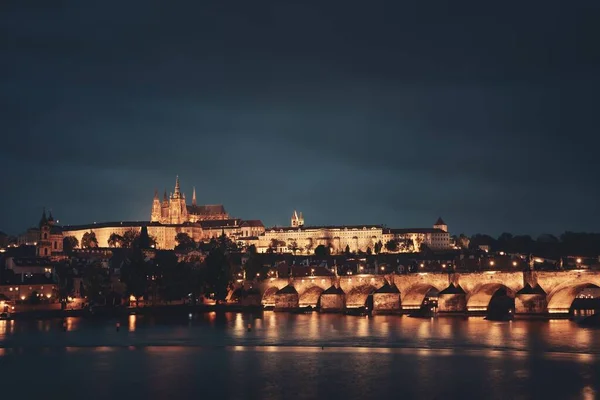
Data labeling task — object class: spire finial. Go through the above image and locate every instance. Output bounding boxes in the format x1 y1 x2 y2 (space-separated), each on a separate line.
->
39 207 48 227
192 186 197 206
174 175 181 197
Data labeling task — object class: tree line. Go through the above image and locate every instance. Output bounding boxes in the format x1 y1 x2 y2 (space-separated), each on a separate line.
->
462 232 600 258
58 231 245 308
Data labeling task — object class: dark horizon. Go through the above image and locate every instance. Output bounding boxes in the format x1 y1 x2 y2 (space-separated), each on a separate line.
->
2 1 599 237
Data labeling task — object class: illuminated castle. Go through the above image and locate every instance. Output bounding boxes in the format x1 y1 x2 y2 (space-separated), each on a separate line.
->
150 176 229 224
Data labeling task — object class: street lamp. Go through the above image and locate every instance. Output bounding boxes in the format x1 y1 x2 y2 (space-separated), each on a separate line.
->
512 261 518 267
489 260 495 267
576 258 582 264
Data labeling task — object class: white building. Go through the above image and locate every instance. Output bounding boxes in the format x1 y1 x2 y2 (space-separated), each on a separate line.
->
251 213 451 254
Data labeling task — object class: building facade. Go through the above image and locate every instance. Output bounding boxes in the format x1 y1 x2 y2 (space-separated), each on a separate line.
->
37 210 63 257
35 179 450 254
151 176 229 224
59 177 265 250
251 212 451 254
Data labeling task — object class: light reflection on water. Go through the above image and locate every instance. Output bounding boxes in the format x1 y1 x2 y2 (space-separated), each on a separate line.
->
0 312 597 399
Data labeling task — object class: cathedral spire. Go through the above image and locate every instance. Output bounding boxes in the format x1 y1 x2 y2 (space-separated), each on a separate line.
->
39 207 47 227
154 189 159 200
192 187 197 206
163 189 168 202
174 175 181 196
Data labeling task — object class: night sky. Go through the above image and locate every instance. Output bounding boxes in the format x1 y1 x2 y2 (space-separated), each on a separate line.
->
1 1 599 237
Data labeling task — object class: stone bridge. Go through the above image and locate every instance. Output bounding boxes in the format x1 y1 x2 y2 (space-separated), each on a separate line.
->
246 270 600 316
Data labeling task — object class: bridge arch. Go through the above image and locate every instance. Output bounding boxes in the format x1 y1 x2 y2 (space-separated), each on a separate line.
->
299 286 325 307
262 287 280 307
401 284 443 310
547 282 600 314
346 284 377 308
466 283 516 312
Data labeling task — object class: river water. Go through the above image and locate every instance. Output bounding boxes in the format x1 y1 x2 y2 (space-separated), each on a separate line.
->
0 312 598 399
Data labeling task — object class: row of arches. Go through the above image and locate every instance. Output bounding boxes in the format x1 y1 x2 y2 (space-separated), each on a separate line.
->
259 281 600 315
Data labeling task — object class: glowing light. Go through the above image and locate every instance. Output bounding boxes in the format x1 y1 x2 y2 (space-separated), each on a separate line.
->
576 258 582 264
20 296 25 300
46 294 51 298
420 263 424 268
512 261 518 267
442 264 446 269
489 260 495 266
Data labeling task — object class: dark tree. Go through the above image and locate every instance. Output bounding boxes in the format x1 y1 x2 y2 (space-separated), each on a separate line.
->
122 229 139 248
120 249 149 306
28 291 41 305
244 253 264 281
374 240 383 254
107 232 123 248
247 244 257 255
385 239 398 252
175 233 196 252
344 244 351 255
63 236 79 254
136 226 152 249
217 231 238 253
160 261 195 302
288 240 299 255
314 244 330 258
81 231 98 248
83 262 110 305
366 247 372 256
203 247 233 302
469 234 496 251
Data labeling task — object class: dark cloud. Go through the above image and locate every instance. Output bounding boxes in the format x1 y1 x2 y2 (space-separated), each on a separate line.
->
1 0 599 236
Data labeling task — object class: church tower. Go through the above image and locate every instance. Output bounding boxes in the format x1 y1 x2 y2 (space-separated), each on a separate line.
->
37 208 52 257
291 211 305 227
168 176 188 224
433 217 448 232
151 190 161 222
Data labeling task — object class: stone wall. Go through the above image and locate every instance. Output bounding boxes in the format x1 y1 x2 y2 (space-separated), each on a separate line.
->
255 270 600 315
320 294 345 312
515 294 547 314
373 293 401 313
274 293 299 310
438 293 466 313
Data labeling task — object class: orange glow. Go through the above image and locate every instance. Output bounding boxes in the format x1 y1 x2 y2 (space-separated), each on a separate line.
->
129 314 136 332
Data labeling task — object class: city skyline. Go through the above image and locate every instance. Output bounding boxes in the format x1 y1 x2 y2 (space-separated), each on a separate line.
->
3 173 600 238
2 1 599 237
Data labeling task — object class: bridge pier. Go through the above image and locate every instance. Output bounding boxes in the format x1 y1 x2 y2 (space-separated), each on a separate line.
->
372 282 401 314
255 270 600 318
274 285 299 311
437 284 467 313
320 286 345 312
515 284 548 315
